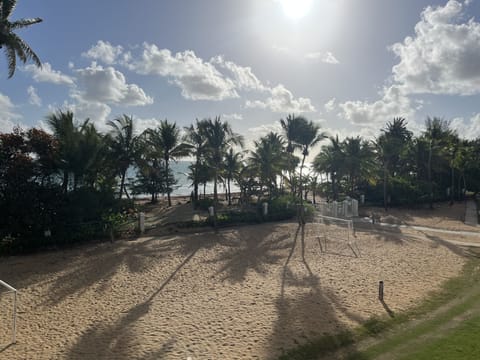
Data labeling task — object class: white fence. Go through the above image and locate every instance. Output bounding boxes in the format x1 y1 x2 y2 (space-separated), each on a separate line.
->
0 280 17 345
315 197 358 218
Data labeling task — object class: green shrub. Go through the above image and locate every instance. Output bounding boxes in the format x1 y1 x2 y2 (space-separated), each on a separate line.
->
195 198 214 211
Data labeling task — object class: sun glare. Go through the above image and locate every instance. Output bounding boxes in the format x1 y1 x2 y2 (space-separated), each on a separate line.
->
281 0 313 20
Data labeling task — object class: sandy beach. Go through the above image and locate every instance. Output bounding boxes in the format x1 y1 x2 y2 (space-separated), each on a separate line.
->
0 211 469 359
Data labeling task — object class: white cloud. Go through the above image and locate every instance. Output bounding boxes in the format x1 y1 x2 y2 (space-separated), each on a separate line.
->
125 43 314 108
324 98 336 112
132 117 162 135
246 84 316 113
82 40 123 65
451 114 480 139
24 62 74 85
75 62 153 106
339 85 415 127
305 51 340 64
221 113 243 122
61 95 112 132
27 86 42 106
391 0 480 95
0 93 22 132
129 44 238 100
211 56 265 91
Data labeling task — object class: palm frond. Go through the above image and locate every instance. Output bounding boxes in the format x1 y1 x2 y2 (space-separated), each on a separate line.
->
1 0 17 19
5 46 15 78
10 17 42 29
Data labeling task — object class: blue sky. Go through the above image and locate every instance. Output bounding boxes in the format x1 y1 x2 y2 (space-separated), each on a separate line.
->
1 0 480 152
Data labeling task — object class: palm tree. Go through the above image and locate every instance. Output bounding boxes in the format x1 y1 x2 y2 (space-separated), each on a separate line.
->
184 119 208 205
313 135 344 201
376 117 412 210
75 120 105 189
294 118 327 203
343 137 374 196
45 110 78 193
201 116 243 230
280 114 302 154
0 0 42 78
280 114 302 193
146 119 191 206
223 148 242 205
249 132 287 199
424 117 454 209
106 114 137 199
285 116 327 222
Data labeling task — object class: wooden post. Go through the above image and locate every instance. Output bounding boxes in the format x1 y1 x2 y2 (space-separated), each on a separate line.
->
379 281 384 301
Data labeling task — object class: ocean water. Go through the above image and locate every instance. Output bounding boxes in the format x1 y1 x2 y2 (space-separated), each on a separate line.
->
128 160 240 197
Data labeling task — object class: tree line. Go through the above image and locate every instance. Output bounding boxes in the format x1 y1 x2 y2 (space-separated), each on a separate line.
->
1 110 480 253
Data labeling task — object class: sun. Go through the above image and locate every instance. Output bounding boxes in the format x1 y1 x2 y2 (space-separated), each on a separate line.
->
280 0 313 20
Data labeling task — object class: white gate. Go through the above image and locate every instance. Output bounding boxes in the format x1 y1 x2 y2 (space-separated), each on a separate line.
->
315 197 358 218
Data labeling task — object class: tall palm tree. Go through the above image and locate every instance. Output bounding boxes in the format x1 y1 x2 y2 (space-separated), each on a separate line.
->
280 114 302 193
45 110 78 193
146 119 191 206
249 132 287 199
313 135 344 201
376 117 412 210
106 114 137 199
184 119 208 204
77 121 105 189
343 137 374 195
294 118 327 203
0 0 42 78
201 116 244 230
424 117 454 209
223 148 242 205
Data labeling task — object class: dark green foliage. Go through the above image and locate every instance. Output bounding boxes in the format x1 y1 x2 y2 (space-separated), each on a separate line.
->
195 198 214 211
0 124 133 255
267 194 297 220
0 0 43 78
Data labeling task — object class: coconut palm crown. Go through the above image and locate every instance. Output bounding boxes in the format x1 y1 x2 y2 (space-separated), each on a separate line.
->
0 0 42 78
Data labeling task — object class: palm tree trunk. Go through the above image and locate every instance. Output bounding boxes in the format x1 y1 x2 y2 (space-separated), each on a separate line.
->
213 171 218 232
165 158 171 207
228 178 231 205
73 173 78 191
383 164 388 211
119 170 126 199
331 172 337 201
428 141 433 210
193 162 199 203
62 171 69 193
450 166 454 205
298 154 306 224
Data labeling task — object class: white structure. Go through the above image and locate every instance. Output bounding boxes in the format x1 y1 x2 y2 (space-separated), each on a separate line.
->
138 212 145 234
312 213 359 257
315 197 358 218
0 280 17 344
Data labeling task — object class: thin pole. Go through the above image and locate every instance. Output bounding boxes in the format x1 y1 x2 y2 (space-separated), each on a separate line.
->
13 290 17 344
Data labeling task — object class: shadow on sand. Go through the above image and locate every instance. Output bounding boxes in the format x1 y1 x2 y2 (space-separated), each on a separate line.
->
66 236 207 359
209 224 292 283
268 224 361 358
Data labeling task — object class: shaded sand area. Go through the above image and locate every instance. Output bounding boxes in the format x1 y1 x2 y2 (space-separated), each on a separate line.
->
360 201 479 232
0 221 466 359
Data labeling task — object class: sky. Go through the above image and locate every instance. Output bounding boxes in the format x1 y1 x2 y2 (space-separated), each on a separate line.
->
1 0 480 155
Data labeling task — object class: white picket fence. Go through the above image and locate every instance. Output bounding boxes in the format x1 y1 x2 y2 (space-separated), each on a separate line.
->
315 197 358 218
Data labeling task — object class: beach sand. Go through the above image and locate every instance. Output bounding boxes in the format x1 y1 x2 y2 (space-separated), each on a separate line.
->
0 217 467 359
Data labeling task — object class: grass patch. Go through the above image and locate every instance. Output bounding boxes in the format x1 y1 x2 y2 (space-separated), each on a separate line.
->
277 252 480 360
397 314 480 360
